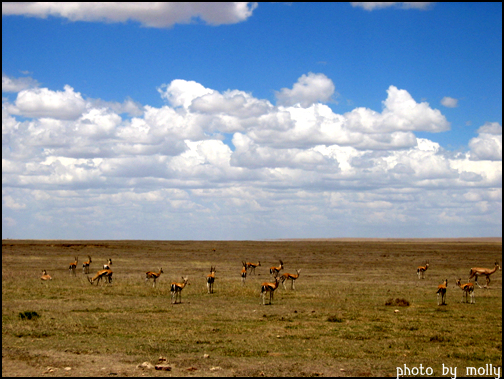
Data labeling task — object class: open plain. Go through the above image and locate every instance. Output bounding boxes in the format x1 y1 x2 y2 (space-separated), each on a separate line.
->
2 238 502 377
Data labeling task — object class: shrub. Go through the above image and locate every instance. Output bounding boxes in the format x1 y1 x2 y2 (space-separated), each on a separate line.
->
18 311 41 320
385 298 410 306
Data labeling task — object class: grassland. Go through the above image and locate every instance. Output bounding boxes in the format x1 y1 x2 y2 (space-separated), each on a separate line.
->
2 239 502 377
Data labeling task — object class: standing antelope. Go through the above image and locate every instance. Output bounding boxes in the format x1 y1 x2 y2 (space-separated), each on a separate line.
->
456 278 475 304
69 257 78 276
103 258 112 270
246 261 261 275
171 277 189 304
437 279 448 305
145 268 164 287
468 262 501 288
260 277 281 305
82 255 92 274
87 269 113 285
417 261 429 279
41 270 52 281
207 266 216 294
280 269 301 290
241 261 247 286
270 260 284 278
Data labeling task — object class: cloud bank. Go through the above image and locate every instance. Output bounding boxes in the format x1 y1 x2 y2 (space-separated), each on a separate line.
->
1 2 258 28
2 73 502 239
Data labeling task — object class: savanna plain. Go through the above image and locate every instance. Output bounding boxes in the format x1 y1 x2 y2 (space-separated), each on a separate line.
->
2 239 502 377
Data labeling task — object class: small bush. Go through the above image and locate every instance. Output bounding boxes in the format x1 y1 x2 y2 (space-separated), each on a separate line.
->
327 315 344 323
18 311 40 320
385 298 410 306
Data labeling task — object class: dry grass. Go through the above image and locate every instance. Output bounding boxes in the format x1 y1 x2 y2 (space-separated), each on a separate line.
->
2 239 502 377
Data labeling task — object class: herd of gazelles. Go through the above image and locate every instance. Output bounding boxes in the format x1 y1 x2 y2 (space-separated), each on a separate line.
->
416 260 501 305
40 256 500 306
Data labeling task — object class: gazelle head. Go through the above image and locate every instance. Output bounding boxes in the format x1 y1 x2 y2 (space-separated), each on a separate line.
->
160 268 164 274
495 262 501 270
210 266 216 273
279 260 284 268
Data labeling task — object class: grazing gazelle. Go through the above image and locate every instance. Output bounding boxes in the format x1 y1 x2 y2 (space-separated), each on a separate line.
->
246 261 261 275
87 269 113 285
468 261 501 288
260 277 281 305
82 255 92 274
145 268 164 287
207 266 216 294
270 260 284 278
280 269 301 290
241 261 247 286
41 270 52 281
171 277 189 304
437 279 448 305
69 257 78 276
417 261 429 279
456 278 475 304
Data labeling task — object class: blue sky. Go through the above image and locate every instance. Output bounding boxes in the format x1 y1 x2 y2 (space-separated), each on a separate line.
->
2 2 502 240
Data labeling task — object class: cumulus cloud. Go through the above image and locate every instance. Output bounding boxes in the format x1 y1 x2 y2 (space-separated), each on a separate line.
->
2 74 502 239
468 122 502 161
2 73 39 92
275 73 336 108
441 96 458 108
1 2 258 28
351 2 433 11
6 85 87 120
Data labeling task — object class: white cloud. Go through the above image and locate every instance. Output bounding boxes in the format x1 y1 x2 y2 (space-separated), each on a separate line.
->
1 2 258 28
468 122 502 161
6 85 87 120
275 73 336 108
441 96 458 108
2 74 39 92
351 2 433 11
3 195 26 209
2 75 502 239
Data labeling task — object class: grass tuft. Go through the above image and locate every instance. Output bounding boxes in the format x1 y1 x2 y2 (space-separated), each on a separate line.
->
18 311 40 320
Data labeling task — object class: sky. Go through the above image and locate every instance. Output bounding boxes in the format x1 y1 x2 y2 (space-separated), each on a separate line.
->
2 2 502 240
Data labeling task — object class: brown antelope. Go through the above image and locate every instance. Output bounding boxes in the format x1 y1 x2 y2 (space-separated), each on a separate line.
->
171 277 189 304
82 255 92 274
69 257 78 276
145 268 164 287
41 270 52 281
270 260 284 278
280 269 301 290
87 269 113 285
456 278 475 304
103 258 112 270
207 266 216 294
417 261 429 279
468 261 501 288
437 279 448 305
260 277 281 305
241 261 247 286
246 261 261 275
